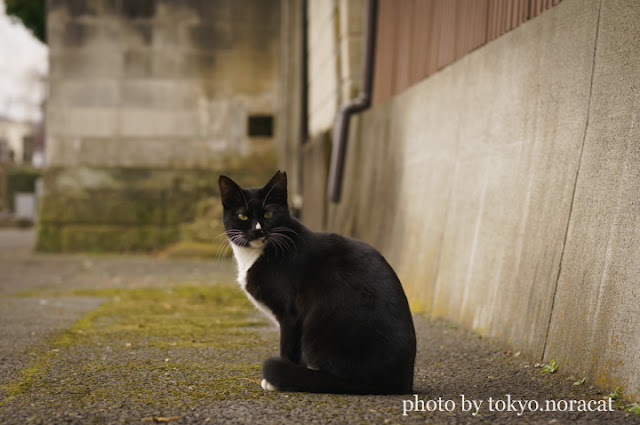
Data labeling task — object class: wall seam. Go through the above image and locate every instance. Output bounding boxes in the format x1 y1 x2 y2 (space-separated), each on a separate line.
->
541 0 602 361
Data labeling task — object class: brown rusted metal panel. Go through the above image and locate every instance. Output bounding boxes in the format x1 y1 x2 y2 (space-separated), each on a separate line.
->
372 0 395 105
370 0 563 105
410 0 434 82
394 1 414 94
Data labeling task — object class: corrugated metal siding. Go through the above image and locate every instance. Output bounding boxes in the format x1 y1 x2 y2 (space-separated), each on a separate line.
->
373 0 563 105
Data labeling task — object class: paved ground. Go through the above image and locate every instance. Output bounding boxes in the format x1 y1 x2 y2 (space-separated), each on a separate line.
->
0 229 638 424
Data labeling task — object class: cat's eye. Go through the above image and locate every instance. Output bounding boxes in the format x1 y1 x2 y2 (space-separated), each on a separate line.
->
264 211 274 219
238 213 248 221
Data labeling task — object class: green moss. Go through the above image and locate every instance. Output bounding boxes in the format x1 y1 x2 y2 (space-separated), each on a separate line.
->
55 285 265 345
36 160 281 253
2 284 281 411
34 222 62 251
161 240 231 259
36 223 179 253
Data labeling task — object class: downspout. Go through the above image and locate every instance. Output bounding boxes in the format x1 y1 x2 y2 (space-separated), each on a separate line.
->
327 0 378 202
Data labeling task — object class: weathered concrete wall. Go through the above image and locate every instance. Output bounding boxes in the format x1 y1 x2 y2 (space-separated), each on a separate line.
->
277 0 305 206
544 0 640 400
46 0 279 166
306 0 364 138
320 0 640 399
0 119 37 165
41 0 280 251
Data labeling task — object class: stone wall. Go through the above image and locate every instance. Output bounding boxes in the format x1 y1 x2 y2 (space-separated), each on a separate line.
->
306 0 640 399
40 0 280 251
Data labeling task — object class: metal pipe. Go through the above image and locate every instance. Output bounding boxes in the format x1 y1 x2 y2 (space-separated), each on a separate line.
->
327 0 378 202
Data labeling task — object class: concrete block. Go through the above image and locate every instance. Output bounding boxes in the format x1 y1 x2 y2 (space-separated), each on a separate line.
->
49 80 120 107
339 35 362 88
226 53 279 95
230 0 280 29
186 23 232 51
123 49 152 77
37 223 179 252
151 23 181 50
126 22 153 47
150 50 183 78
544 0 640 400
50 0 119 17
308 93 337 137
307 0 335 48
339 0 364 37
66 108 119 138
301 134 331 231
309 53 339 116
181 52 218 77
62 21 100 47
120 80 201 108
49 50 123 78
118 108 199 138
121 0 156 19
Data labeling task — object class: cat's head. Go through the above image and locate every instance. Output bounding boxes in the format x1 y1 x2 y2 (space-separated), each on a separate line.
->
218 171 291 249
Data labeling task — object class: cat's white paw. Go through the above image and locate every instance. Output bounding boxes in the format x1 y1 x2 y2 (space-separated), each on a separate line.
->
261 378 277 391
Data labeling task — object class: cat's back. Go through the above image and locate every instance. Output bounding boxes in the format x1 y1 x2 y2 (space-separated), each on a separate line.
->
309 231 384 267
303 231 404 296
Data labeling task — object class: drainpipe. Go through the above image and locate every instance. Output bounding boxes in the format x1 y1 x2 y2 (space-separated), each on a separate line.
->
327 0 378 203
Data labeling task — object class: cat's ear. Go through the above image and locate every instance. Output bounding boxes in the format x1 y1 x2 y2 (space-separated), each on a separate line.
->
219 175 244 208
263 171 288 205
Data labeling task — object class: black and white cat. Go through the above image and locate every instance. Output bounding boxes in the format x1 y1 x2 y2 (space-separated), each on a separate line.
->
218 171 416 394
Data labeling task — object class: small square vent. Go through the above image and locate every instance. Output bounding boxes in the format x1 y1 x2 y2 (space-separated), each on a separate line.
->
247 115 274 138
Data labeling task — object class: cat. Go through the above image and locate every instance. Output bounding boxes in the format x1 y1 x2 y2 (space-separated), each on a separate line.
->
218 171 416 394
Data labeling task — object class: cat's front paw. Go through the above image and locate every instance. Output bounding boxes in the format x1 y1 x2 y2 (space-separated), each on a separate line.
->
261 378 277 391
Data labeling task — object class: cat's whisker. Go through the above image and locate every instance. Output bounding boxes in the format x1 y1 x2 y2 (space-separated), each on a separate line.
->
214 239 233 266
271 226 299 236
271 227 301 246
271 231 295 247
267 235 284 256
272 236 291 258
214 230 232 240
268 233 295 258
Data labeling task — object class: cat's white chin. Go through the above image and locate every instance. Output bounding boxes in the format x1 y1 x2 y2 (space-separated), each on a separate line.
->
249 239 266 248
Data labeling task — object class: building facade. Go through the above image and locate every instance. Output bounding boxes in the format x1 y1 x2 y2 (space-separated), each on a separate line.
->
40 0 281 251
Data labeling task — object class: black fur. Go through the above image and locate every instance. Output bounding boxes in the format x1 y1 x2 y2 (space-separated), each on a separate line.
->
219 171 416 394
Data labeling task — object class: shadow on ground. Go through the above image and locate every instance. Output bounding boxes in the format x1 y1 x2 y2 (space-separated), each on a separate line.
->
0 229 638 424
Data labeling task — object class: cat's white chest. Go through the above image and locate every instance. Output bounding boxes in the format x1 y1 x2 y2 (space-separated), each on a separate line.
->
230 244 278 326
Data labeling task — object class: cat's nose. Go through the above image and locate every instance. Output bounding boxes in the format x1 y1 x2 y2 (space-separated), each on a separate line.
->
252 222 264 238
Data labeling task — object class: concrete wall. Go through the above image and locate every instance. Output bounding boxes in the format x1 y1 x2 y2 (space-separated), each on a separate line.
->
46 0 279 167
306 0 340 137
0 119 37 164
315 0 640 399
41 0 280 251
544 0 640 399
306 0 364 137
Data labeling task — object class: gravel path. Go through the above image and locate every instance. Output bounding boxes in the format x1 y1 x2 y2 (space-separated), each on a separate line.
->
0 229 638 424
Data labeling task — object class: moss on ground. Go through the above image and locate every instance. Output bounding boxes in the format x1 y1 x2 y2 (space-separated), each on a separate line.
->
1 285 283 412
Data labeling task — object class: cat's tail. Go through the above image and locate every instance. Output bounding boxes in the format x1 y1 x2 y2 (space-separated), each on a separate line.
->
261 357 408 395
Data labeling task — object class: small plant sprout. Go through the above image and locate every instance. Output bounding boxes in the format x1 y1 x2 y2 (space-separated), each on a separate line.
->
572 377 586 386
607 386 623 401
541 359 558 374
627 403 640 415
